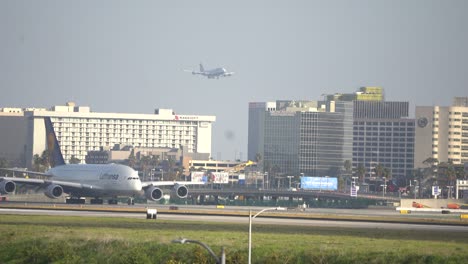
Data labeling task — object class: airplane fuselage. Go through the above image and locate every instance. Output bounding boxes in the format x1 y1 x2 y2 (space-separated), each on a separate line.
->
47 163 142 197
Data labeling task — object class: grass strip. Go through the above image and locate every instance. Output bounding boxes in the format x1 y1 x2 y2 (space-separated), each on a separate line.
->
1 214 467 263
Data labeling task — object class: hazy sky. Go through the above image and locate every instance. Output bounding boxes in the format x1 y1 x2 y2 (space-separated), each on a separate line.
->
1 0 467 161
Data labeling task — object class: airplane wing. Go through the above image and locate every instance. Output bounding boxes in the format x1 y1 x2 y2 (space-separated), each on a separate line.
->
0 168 52 178
0 176 100 190
140 180 206 200
183 69 202 75
141 181 205 188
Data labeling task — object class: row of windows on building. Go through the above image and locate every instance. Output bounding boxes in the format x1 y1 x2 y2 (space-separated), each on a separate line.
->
353 121 414 126
54 118 201 126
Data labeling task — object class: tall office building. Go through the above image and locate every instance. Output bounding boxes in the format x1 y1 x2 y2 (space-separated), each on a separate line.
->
0 102 215 168
415 97 468 167
327 87 415 182
248 100 353 176
247 102 276 161
352 106 415 181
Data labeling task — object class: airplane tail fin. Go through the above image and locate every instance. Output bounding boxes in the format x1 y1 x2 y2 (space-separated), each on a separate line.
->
44 117 65 167
199 63 205 72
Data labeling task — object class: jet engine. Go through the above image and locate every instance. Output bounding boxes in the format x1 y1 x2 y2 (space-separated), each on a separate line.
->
0 180 16 194
145 186 163 201
44 184 63 199
172 184 188 199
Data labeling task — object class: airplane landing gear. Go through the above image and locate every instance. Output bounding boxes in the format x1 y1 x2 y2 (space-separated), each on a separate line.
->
66 197 86 204
108 199 118 205
90 198 104 204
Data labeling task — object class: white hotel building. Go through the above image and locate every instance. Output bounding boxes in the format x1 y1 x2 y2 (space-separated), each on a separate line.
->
0 102 215 168
415 97 468 167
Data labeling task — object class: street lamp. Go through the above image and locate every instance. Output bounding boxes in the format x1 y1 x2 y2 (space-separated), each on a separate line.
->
414 180 418 199
172 238 225 264
248 207 286 264
382 177 386 197
287 176 293 189
150 168 155 181
320 176 323 192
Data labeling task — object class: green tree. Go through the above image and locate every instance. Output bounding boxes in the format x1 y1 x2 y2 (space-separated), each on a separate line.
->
40 150 50 170
343 160 352 176
127 149 136 168
0 157 8 168
255 153 262 163
166 156 177 181
69 155 81 164
374 164 385 179
140 155 152 181
356 164 366 184
383 167 392 181
33 154 42 172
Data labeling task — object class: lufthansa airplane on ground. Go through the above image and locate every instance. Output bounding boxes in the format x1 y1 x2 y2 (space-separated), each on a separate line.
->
184 63 234 79
0 118 204 205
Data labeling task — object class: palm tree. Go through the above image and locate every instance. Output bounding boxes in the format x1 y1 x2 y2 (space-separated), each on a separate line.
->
343 160 352 176
437 162 456 198
383 168 392 181
255 153 262 164
356 164 366 184
375 164 385 179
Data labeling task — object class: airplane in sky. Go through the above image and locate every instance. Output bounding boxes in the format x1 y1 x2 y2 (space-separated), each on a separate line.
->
0 118 204 205
184 63 234 79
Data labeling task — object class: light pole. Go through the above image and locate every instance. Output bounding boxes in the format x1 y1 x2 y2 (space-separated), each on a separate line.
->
287 176 293 189
160 169 164 181
300 173 304 189
351 176 358 186
382 177 386 197
248 207 286 264
320 176 323 192
351 176 358 197
414 180 418 199
150 168 155 181
172 238 225 264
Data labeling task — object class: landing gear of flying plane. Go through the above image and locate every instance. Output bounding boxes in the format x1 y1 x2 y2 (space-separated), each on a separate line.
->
127 198 135 205
90 198 104 204
66 197 86 204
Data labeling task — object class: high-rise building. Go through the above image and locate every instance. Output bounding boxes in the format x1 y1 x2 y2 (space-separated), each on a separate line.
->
325 87 415 182
415 97 468 167
247 102 276 162
326 86 385 102
248 100 353 176
0 102 215 168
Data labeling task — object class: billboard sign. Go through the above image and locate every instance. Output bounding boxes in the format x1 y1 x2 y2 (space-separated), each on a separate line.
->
191 172 207 183
301 176 338 191
210 172 229 184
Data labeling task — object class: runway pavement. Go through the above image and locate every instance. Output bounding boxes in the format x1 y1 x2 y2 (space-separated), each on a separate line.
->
1 205 467 232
